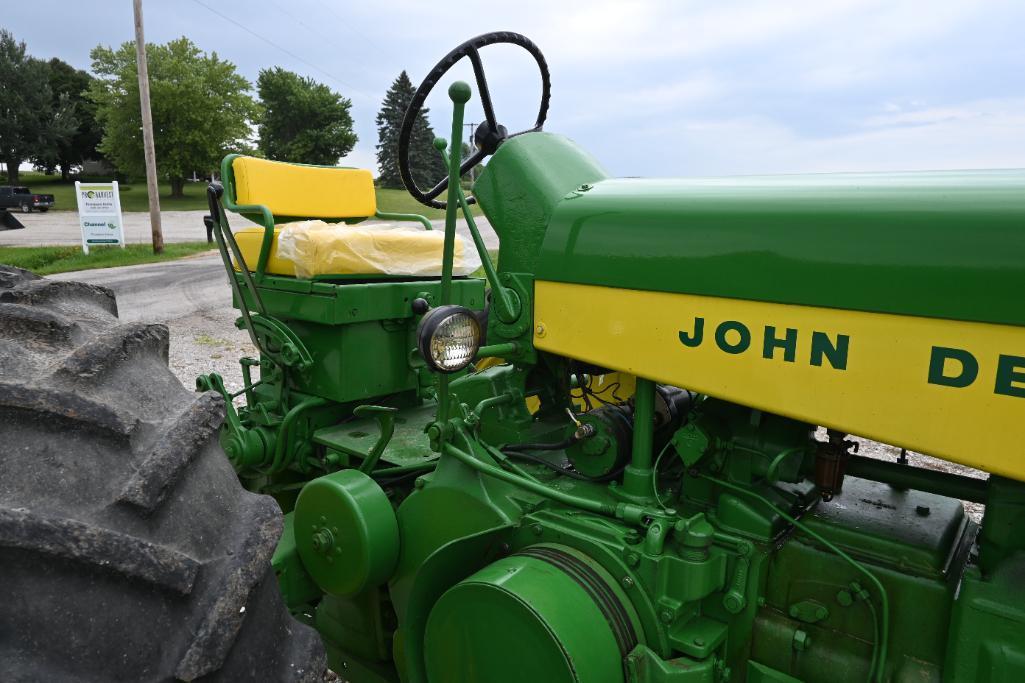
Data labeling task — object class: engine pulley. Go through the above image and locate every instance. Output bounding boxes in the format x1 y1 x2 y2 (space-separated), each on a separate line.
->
424 544 641 682
294 469 399 597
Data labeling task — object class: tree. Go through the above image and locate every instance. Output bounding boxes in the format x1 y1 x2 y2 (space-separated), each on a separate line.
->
0 30 73 184
376 71 446 190
257 68 356 165
89 37 257 197
32 58 102 180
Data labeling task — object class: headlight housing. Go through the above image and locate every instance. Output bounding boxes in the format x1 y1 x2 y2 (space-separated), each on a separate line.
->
416 305 481 373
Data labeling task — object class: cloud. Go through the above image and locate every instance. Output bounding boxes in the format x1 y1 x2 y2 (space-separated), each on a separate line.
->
617 96 1025 176
5 0 1023 177
339 148 378 172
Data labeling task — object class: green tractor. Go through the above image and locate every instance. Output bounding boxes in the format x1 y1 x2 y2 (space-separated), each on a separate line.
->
2 32 1024 682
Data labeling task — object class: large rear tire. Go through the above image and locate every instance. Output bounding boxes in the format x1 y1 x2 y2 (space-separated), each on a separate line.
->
0 265 326 681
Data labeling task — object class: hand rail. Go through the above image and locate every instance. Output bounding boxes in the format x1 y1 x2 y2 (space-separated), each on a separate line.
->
375 210 433 231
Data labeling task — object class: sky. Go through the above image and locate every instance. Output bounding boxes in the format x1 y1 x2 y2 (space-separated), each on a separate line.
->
4 0 1024 177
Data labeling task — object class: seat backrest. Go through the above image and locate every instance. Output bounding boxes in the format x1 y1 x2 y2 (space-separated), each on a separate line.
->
229 155 376 219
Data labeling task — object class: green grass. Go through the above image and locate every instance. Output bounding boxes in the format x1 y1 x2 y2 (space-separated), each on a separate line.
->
375 187 482 219
0 242 215 276
10 173 482 219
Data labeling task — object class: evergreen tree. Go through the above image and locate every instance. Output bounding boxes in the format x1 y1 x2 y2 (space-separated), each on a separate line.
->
257 67 356 165
375 71 445 190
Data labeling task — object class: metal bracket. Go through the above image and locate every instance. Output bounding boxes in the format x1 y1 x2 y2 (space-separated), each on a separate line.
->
237 314 313 371
354 405 400 473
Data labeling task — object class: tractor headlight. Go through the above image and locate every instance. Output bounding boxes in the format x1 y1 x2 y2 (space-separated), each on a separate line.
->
417 305 481 373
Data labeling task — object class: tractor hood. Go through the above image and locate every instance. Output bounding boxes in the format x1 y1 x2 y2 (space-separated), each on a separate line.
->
537 168 1025 327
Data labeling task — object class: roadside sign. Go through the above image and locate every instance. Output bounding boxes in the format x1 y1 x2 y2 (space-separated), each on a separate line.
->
75 181 125 254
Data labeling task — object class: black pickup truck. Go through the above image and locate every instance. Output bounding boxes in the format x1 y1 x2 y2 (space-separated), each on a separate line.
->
0 186 55 212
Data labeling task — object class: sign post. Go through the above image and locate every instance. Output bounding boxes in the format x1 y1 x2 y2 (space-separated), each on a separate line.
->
75 181 125 254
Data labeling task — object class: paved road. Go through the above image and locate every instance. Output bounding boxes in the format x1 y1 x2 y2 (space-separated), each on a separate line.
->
0 210 498 251
0 210 251 246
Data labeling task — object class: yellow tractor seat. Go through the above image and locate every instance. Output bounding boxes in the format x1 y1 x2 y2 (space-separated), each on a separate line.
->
221 155 472 278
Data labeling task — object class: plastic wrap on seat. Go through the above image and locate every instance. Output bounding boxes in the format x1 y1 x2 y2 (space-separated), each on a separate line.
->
275 220 481 279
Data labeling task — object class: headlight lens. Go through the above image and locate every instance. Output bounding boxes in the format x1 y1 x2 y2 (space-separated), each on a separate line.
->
417 305 481 373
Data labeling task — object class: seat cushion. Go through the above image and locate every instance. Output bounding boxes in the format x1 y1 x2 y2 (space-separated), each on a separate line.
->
232 227 297 276
231 156 376 219
232 223 480 279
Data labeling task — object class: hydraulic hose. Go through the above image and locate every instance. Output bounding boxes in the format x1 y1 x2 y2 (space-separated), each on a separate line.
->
866 595 880 679
446 427 667 524
501 436 576 452
269 397 329 474
502 449 626 483
444 441 616 516
699 473 889 683
371 463 436 477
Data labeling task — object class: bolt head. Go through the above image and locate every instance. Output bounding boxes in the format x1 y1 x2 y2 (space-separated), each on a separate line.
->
411 297 430 315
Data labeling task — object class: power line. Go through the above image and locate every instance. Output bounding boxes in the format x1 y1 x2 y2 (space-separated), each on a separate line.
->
263 0 376 75
187 0 372 100
312 0 385 53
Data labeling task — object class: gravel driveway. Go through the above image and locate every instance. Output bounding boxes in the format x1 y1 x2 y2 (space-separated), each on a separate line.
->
51 251 256 395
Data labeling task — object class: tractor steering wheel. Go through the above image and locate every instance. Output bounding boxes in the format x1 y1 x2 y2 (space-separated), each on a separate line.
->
398 31 551 209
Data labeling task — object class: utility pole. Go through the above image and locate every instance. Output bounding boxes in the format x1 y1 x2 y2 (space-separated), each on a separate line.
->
133 0 163 253
463 122 477 183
